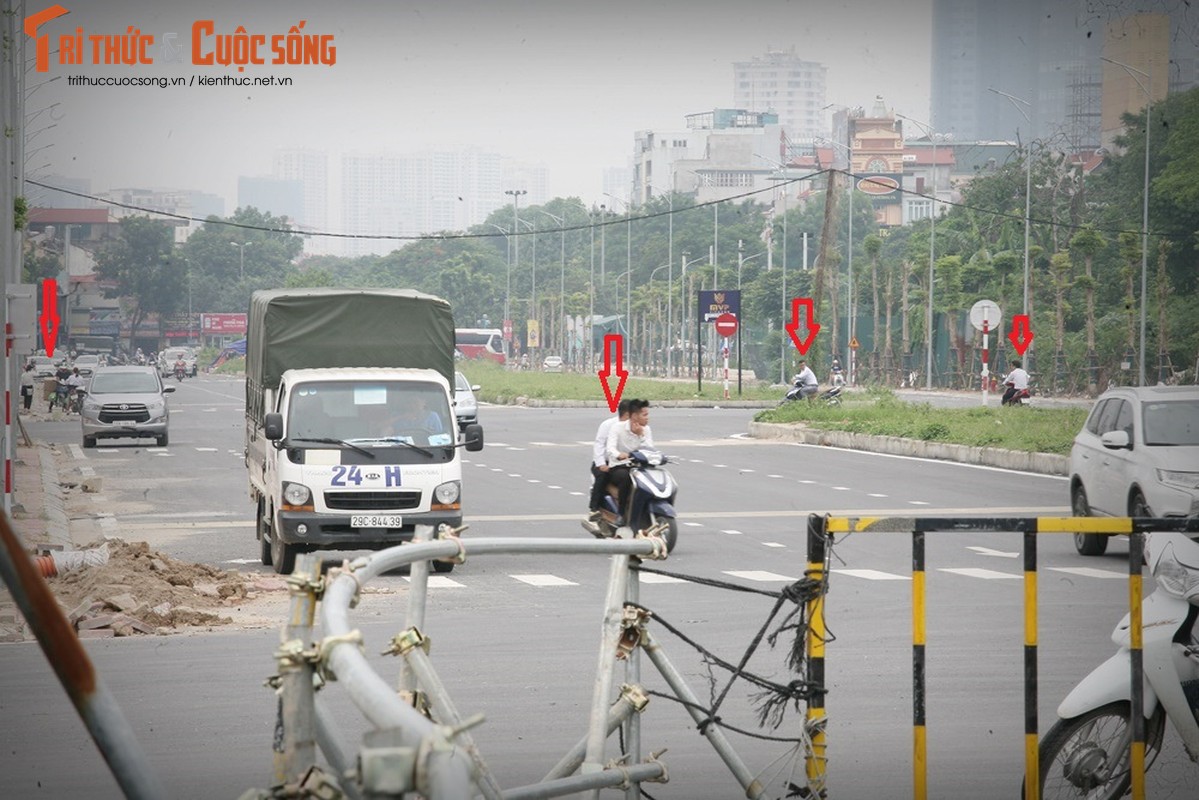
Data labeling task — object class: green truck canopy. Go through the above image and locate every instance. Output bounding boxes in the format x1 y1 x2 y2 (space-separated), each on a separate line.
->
246 288 455 422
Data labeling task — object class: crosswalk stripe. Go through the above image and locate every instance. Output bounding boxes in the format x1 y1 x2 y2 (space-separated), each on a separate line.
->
723 570 798 582
511 574 578 587
938 567 1020 580
1047 567 1127 579
834 569 911 581
404 576 465 588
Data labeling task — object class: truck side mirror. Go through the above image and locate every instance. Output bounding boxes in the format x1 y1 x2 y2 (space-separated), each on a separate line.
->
264 412 284 441
463 423 484 452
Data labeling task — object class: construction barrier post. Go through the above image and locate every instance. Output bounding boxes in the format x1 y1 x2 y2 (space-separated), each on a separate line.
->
805 513 828 791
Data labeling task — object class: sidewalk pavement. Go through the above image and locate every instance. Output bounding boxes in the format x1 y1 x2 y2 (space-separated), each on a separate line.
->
0 433 75 643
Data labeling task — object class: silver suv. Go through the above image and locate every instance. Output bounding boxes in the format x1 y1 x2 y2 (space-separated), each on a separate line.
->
1070 385 1199 555
80 366 176 448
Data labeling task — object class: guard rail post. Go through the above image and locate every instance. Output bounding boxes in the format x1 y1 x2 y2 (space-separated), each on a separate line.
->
805 513 829 792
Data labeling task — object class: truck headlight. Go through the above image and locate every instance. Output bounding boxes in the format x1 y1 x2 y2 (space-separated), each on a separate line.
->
282 482 312 507
433 481 460 505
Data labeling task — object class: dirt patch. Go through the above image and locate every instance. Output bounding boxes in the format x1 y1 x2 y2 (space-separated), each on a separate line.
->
48 538 291 636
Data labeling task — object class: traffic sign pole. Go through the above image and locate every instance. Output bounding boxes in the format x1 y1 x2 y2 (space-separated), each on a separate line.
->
982 318 990 406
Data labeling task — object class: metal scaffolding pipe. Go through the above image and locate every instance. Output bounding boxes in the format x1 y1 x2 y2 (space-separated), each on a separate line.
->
314 701 363 800
542 691 641 782
318 537 663 797
402 634 503 800
274 553 321 786
642 630 767 800
583 554 631 794
501 761 666 800
624 569 642 800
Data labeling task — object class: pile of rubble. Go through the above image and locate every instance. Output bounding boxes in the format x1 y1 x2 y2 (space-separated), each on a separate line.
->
48 538 279 638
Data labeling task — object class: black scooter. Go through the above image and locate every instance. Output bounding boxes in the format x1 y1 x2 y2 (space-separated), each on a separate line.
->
782 381 842 406
585 449 679 552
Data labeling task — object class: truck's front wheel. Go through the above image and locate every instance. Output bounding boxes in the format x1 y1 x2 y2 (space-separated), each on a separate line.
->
270 510 297 575
258 500 272 567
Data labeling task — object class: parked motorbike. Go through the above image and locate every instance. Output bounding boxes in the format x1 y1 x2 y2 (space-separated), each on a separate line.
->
1029 531 1199 799
584 449 679 552
782 381 842 406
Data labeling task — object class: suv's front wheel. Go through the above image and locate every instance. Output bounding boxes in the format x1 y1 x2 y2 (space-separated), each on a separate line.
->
1072 484 1109 556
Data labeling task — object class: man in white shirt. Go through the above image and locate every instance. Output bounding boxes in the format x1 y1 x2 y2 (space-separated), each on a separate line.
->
587 399 631 525
794 360 818 399
65 368 85 412
1003 359 1030 406
605 399 654 520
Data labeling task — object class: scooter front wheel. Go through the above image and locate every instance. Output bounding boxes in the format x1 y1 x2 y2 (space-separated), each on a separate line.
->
1029 701 1165 800
652 514 678 553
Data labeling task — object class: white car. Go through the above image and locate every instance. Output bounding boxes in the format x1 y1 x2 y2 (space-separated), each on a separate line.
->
542 355 564 372
453 371 479 430
1070 385 1199 555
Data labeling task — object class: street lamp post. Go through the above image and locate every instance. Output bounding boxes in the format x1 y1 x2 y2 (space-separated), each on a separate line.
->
605 193 633 358
504 189 526 358
1101 57 1153 387
647 183 675 372
988 88 1035 371
678 253 706 377
230 241 253 279
816 137 856 381
897 114 941 389
535 209 567 358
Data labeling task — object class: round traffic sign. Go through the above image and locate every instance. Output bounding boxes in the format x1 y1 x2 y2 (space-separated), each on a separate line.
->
969 300 1002 332
714 312 738 337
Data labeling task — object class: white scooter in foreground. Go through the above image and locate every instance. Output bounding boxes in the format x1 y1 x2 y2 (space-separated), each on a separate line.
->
1033 532 1199 799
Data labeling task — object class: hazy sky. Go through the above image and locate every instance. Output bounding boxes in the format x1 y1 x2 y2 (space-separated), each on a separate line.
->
29 0 933 212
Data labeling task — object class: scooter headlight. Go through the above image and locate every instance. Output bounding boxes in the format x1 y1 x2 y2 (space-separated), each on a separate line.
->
1152 540 1199 601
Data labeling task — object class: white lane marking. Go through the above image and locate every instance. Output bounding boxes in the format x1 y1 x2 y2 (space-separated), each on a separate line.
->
939 568 1020 580
507 447 526 451
637 573 688 584
511 574 578 587
868 493 888 498
683 522 704 528
968 546 1019 558
721 529 744 535
548 485 562 490
832 486 850 491
527 479 541 484
724 570 797 582
1047 567 1127 579
714 464 728 468
154 452 174 457
834 569 912 581
508 473 522 478
196 447 218 452
768 474 784 479
799 480 815 484
529 441 557 447
224 558 260 564
569 491 586 496
763 542 786 548
405 576 466 588
908 500 930 505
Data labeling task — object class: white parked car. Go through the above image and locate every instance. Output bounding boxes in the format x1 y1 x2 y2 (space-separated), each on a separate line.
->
453 371 480 430
1070 385 1199 555
542 355 564 372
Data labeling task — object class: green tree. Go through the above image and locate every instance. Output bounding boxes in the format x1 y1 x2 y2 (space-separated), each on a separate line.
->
94 217 184 349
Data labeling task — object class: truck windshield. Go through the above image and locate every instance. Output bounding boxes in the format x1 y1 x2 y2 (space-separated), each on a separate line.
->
287 381 454 448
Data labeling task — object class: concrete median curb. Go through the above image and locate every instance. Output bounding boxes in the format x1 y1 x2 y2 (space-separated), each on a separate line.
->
748 421 1069 476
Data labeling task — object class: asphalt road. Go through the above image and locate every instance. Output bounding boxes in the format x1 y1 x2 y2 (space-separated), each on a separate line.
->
4 374 1192 799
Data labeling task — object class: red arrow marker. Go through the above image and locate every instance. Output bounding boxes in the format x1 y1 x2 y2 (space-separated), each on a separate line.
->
39 278 61 357
1008 314 1034 355
784 297 821 355
597 334 629 412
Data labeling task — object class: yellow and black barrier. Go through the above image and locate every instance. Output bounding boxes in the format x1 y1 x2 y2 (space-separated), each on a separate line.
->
805 513 1199 800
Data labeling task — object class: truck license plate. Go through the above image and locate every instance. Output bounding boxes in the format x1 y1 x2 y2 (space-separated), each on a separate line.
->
350 514 403 529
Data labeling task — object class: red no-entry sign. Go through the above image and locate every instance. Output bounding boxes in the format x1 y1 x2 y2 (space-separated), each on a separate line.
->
714 312 738 337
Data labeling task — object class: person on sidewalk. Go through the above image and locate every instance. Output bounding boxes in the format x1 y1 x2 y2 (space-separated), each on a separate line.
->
584 399 631 534
20 364 35 411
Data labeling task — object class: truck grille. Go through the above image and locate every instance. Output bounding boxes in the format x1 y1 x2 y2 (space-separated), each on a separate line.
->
324 491 421 511
99 404 150 424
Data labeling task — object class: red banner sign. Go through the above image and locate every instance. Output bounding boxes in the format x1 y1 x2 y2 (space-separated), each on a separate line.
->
201 313 248 334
